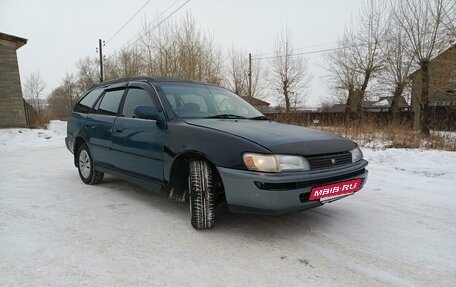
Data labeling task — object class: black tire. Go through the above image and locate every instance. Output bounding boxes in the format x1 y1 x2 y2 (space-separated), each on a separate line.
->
189 160 216 229
77 143 104 185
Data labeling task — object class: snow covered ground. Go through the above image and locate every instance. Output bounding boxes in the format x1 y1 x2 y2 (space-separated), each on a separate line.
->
0 121 455 286
0 120 66 152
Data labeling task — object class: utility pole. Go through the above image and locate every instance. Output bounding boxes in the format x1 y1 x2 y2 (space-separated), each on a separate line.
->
98 39 104 82
248 53 252 99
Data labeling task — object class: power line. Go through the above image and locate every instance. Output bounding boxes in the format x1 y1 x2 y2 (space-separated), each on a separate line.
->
255 41 340 59
110 0 190 57
105 0 152 45
252 37 410 61
108 0 182 50
252 40 380 61
252 26 452 61
252 47 342 61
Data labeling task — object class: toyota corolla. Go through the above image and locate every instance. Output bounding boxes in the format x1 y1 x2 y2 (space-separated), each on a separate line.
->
66 77 368 229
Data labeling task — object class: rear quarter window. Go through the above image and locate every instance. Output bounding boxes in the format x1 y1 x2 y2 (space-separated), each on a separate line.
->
74 88 104 114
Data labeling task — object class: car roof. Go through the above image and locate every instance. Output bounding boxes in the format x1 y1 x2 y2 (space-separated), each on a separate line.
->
91 76 216 88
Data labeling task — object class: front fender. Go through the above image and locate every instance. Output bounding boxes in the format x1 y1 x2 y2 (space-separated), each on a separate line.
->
163 120 270 182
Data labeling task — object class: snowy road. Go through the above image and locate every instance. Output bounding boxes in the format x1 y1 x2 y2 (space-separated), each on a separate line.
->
1 124 455 286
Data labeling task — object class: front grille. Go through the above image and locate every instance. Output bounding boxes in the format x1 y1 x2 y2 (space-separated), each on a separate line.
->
306 152 352 170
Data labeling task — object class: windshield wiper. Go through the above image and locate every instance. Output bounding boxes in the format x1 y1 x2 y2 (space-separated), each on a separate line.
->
249 115 269 120
206 114 248 119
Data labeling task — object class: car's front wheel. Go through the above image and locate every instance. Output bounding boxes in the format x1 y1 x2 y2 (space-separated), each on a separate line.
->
77 143 104 185
189 160 216 229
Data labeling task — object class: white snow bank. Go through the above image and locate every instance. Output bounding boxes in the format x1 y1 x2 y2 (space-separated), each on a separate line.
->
0 120 66 152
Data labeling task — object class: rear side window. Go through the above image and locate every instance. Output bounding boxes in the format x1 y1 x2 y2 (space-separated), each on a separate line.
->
96 89 124 116
121 88 156 118
74 88 103 114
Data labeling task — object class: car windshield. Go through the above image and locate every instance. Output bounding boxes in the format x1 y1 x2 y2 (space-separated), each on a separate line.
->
158 82 264 119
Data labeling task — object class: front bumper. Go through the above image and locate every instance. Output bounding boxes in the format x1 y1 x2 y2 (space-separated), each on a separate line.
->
217 159 368 215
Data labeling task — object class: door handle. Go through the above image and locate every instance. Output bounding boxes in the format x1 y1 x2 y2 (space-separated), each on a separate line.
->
85 124 95 128
115 128 124 133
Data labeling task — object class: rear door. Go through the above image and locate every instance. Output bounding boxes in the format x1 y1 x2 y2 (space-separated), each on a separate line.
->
84 86 126 167
67 87 104 151
111 82 165 181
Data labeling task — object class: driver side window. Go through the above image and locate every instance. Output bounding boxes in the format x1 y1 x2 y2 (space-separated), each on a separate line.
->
121 88 156 118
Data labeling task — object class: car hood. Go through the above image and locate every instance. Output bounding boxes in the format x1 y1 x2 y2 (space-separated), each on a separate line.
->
184 119 357 156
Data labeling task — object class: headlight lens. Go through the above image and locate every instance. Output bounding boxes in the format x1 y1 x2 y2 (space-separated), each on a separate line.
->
243 153 310 172
276 155 310 171
243 153 278 172
350 146 363 163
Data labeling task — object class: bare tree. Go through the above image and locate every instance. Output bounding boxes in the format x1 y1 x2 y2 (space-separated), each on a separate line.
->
323 0 389 116
23 71 46 113
379 11 416 121
113 47 144 78
174 14 223 84
224 46 265 99
101 56 119 81
225 46 248 97
270 28 312 112
249 54 266 100
344 0 389 113
75 57 98 93
47 86 68 119
392 0 455 134
47 73 79 119
323 40 360 105
140 16 171 76
139 13 223 84
441 0 456 39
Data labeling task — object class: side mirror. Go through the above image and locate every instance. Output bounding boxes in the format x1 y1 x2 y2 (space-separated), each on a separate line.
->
133 105 164 121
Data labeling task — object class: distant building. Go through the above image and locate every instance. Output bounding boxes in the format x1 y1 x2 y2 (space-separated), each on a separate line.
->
325 96 410 113
241 96 270 112
363 96 411 112
410 44 456 127
294 106 321 112
323 103 346 113
0 32 28 128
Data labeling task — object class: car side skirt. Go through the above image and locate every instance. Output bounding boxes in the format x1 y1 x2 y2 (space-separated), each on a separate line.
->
95 163 164 192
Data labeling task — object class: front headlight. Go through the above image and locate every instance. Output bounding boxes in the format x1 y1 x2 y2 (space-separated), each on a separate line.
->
275 155 310 171
243 153 278 172
243 153 310 172
350 146 363 163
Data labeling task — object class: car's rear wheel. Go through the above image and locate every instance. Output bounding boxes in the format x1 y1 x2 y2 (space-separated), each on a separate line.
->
77 143 104 185
189 160 216 229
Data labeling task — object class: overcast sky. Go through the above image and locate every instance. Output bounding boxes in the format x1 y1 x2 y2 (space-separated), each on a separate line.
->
1 0 364 106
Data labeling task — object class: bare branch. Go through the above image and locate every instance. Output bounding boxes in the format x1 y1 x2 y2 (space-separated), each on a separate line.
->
23 71 46 113
270 27 312 112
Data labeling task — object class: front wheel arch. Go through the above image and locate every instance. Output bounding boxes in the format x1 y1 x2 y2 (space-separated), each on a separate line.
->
167 152 225 204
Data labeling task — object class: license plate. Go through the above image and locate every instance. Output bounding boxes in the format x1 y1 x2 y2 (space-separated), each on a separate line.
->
309 178 363 201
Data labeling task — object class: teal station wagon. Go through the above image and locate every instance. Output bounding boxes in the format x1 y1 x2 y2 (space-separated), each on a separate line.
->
66 77 368 229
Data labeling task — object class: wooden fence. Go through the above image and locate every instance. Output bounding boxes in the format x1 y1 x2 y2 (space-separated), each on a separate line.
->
23 99 38 127
265 107 456 131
